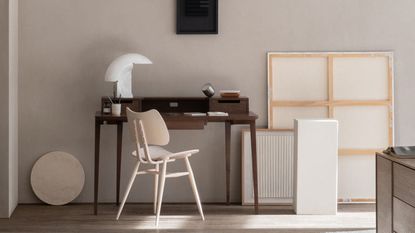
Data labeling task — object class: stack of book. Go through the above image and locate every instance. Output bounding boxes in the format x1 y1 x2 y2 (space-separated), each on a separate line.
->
220 90 240 98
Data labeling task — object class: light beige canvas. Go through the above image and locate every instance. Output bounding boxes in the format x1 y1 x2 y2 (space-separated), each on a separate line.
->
333 57 389 100
338 155 376 199
267 52 393 147
268 52 393 201
272 107 328 129
334 106 390 149
271 57 328 101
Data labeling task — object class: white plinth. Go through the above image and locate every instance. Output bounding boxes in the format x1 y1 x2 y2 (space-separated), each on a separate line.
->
294 119 338 215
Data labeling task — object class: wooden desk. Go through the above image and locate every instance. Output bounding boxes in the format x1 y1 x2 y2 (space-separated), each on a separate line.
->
94 111 259 214
376 153 415 233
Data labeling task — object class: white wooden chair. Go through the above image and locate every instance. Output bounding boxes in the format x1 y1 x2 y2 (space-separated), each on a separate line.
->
116 108 205 226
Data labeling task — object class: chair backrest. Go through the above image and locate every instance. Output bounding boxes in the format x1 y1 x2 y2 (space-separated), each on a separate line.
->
126 108 170 163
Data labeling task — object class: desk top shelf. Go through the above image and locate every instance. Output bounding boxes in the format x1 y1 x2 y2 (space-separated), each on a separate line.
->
99 96 257 129
102 96 249 114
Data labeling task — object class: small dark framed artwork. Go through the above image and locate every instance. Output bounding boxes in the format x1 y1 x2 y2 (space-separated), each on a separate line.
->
176 0 218 34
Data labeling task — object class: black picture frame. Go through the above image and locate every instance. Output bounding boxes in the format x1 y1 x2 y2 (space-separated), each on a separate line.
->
176 0 218 34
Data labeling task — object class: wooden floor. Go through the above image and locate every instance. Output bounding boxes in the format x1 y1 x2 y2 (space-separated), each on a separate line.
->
0 204 376 233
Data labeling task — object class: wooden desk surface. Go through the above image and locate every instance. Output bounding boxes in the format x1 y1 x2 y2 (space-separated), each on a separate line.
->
95 111 258 122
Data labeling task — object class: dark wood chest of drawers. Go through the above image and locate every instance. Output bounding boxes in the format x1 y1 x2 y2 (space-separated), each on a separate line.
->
376 153 415 233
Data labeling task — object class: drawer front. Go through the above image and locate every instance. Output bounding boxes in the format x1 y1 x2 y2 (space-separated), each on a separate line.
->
394 163 415 207
209 99 249 113
393 198 415 233
376 156 393 233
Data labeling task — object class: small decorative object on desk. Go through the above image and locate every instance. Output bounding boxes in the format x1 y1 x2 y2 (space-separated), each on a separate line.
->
184 112 207 117
208 111 228 117
383 146 415 159
112 104 121 116
202 83 215 97
220 90 240 98
109 96 122 116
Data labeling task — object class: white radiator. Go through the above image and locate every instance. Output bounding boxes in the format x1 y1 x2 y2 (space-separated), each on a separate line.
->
242 130 294 205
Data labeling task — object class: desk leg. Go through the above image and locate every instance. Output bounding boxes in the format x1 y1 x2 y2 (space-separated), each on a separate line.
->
225 122 231 205
250 121 259 214
116 123 123 205
94 121 101 215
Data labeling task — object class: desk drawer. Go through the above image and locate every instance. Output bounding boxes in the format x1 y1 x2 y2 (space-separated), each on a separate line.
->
209 98 249 113
394 163 415 207
376 156 393 233
393 197 415 233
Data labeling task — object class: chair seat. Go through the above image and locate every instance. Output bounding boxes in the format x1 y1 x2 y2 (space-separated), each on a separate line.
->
132 146 199 161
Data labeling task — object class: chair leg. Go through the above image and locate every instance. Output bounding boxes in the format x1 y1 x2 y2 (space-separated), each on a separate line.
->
184 157 205 221
116 161 141 220
156 161 167 226
153 163 159 214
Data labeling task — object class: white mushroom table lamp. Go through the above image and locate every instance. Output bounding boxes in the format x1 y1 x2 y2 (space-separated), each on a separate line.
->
105 53 152 98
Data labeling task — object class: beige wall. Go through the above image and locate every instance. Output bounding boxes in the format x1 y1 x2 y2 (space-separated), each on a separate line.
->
19 0 415 203
0 0 10 216
0 0 18 218
9 0 18 215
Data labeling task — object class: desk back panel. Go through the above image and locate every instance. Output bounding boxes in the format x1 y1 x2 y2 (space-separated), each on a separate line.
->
142 98 209 113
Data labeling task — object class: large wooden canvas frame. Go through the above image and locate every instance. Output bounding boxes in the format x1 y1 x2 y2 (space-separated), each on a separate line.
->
267 52 394 156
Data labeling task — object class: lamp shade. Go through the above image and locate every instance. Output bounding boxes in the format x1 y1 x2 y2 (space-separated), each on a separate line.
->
105 53 152 82
105 53 152 98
